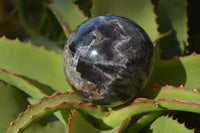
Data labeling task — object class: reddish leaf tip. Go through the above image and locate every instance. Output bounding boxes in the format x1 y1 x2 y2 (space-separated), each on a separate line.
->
10 122 14 126
17 129 21 133
30 115 35 119
1 35 6 39
18 113 24 118
15 38 20 41
191 52 198 55
192 89 199 93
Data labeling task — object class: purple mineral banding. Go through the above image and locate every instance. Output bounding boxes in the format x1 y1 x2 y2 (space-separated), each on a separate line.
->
63 15 154 106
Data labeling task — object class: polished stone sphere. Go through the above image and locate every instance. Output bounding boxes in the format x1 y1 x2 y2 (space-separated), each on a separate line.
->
63 15 154 106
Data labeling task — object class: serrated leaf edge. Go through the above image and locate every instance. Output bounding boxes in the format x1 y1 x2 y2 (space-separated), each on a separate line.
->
117 117 131 133
6 91 107 133
147 84 200 96
67 110 74 133
0 35 62 57
159 114 195 132
102 98 200 128
157 51 199 62
46 4 70 37
6 91 74 133
0 68 47 99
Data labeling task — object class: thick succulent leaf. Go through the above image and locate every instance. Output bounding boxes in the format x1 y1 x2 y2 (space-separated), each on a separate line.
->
0 67 70 124
27 39 63 53
118 117 132 133
101 98 200 128
0 68 66 125
0 83 28 133
150 54 200 89
48 0 86 37
0 36 71 92
157 0 187 59
150 115 193 133
157 99 200 113
141 85 200 102
21 76 55 96
91 0 159 40
6 92 108 133
6 94 200 132
126 111 162 133
196 87 200 92
24 120 66 133
68 110 120 133
0 68 47 100
127 84 200 133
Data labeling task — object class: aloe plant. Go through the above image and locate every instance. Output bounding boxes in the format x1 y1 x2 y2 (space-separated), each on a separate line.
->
0 0 200 133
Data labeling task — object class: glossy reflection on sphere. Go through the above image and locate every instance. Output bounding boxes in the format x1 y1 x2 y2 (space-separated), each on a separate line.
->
63 15 154 106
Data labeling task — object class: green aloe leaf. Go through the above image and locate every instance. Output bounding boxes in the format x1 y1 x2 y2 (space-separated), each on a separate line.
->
127 84 200 133
150 115 193 133
101 85 200 128
6 94 200 132
102 98 200 128
150 54 200 89
118 117 132 133
157 99 200 113
0 83 28 133
21 76 55 96
0 37 71 92
6 92 108 133
126 111 162 133
0 68 69 126
157 0 187 59
141 85 200 102
18 0 63 53
0 68 47 100
48 0 86 37
24 120 66 133
91 0 159 40
68 110 120 133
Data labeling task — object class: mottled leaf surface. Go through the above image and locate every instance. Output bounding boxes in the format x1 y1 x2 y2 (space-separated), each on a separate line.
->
150 115 193 133
92 0 159 40
0 37 71 92
157 0 187 59
48 0 86 36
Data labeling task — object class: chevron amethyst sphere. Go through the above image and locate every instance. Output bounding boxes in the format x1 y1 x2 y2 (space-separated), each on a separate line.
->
63 15 154 106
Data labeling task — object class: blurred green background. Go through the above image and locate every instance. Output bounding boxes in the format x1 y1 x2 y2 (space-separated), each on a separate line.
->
0 0 199 55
